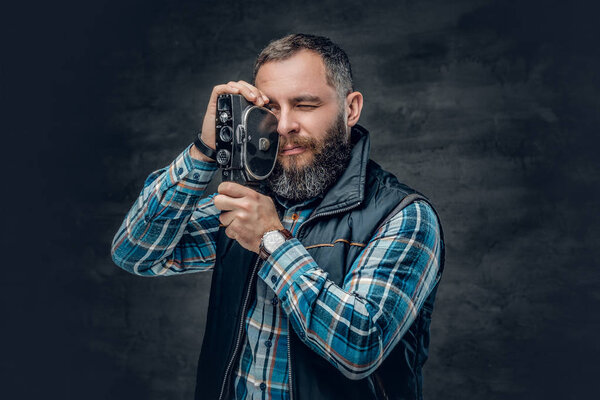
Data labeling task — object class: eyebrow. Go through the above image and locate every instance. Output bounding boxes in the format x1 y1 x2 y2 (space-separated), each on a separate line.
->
291 95 322 103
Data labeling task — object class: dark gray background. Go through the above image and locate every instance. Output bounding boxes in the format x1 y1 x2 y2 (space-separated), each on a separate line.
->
4 0 599 399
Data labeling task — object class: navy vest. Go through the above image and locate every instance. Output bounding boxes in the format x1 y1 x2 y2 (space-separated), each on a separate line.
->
195 126 445 400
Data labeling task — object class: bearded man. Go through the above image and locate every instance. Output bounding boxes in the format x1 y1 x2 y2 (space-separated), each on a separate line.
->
111 33 445 400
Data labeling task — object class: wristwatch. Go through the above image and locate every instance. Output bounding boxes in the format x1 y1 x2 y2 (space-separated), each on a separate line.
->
259 229 293 260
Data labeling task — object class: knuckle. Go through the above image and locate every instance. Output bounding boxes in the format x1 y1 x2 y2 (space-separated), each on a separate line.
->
240 200 251 210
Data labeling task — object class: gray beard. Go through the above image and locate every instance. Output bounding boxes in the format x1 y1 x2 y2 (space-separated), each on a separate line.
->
266 115 353 202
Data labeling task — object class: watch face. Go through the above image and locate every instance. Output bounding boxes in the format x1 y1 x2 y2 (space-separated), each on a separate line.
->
264 231 285 253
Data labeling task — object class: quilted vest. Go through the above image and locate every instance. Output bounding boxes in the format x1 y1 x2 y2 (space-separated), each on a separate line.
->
195 125 445 400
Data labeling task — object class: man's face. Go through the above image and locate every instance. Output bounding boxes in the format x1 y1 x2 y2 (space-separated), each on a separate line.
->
255 50 346 172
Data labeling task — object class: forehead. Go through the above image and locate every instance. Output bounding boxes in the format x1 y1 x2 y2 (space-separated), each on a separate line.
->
255 50 337 100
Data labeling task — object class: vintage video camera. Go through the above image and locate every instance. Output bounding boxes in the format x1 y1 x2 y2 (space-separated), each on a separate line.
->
215 94 280 186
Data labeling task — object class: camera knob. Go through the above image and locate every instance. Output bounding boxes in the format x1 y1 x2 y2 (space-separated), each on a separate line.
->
219 111 230 124
216 149 231 166
258 138 271 151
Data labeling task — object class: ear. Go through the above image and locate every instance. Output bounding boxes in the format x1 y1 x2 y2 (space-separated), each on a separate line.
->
345 91 363 128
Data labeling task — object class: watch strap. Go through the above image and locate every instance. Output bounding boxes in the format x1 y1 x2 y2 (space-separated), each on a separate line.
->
194 133 217 160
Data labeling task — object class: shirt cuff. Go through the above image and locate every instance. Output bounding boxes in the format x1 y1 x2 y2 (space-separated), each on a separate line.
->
159 143 218 195
258 238 320 302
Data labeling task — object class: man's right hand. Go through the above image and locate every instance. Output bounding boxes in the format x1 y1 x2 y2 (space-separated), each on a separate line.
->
190 80 270 163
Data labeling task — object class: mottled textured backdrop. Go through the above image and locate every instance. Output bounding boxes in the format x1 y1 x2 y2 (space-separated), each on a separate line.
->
4 0 599 399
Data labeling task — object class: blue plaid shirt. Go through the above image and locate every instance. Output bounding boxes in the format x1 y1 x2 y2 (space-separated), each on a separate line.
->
111 144 442 399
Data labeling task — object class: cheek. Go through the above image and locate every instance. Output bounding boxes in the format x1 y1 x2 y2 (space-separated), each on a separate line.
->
302 109 339 137
302 113 326 132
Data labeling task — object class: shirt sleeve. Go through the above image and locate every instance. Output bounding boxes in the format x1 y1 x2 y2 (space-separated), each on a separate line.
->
257 200 442 380
111 144 222 276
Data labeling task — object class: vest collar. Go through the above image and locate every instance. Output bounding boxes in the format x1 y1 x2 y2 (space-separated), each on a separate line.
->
309 124 370 216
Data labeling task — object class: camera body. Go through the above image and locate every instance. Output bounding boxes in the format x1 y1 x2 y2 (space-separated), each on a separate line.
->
215 94 280 186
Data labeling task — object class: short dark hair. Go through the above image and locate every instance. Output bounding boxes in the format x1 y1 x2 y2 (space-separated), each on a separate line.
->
253 33 354 100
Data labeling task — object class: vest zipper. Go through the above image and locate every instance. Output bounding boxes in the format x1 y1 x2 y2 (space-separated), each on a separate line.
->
370 372 389 400
218 257 261 400
285 200 362 399
287 320 294 400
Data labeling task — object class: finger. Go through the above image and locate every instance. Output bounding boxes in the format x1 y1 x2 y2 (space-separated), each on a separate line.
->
236 80 269 104
214 83 240 93
210 83 241 100
235 80 262 100
213 194 249 212
218 181 258 199
226 81 264 106
213 194 234 211
225 225 236 241
219 210 236 227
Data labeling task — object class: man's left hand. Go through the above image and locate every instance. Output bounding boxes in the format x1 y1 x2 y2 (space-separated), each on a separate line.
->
213 182 284 254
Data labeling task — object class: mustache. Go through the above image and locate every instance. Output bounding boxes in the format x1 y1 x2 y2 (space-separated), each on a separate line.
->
278 136 319 153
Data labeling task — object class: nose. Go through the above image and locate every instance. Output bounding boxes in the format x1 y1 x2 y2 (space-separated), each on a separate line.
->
276 108 300 137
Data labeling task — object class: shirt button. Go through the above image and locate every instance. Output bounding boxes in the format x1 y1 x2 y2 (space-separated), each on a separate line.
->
299 331 306 340
281 294 287 302
291 213 299 220
193 173 200 179
177 167 184 174
270 275 277 284
271 297 278 305
265 340 272 348
260 382 266 391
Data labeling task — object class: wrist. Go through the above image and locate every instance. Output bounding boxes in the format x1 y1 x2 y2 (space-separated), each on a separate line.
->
190 144 215 163
192 133 217 163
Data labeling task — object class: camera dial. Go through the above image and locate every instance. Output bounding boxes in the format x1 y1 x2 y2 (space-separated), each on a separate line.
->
219 111 230 123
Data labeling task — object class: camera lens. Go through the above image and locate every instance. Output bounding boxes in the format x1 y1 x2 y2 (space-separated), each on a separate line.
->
216 149 231 166
219 126 233 142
